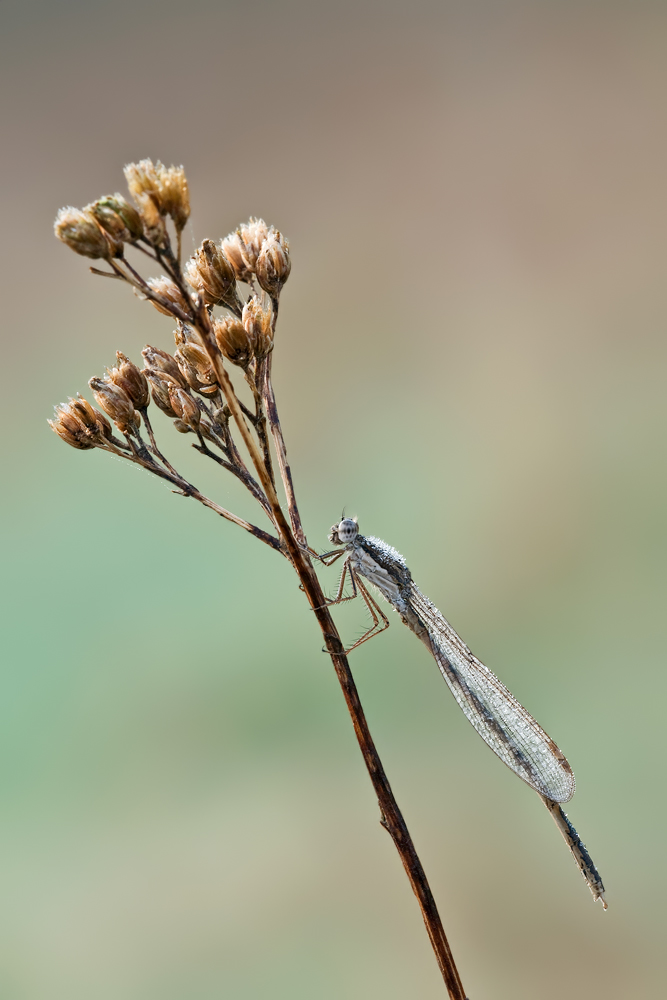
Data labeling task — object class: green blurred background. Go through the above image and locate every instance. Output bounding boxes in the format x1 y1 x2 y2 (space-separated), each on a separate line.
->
1 0 665 996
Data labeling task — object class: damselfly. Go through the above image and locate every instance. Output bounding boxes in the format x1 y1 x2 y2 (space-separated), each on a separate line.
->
316 517 606 907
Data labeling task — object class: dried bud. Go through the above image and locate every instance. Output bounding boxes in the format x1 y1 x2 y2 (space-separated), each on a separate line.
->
89 194 144 242
141 346 183 384
69 394 113 442
144 276 191 317
89 376 139 433
123 159 166 245
49 401 96 450
242 295 274 359
256 229 291 298
143 369 179 416
157 164 190 232
237 218 270 271
48 395 112 450
180 341 214 373
174 347 218 395
123 159 190 236
107 351 150 409
54 207 120 259
173 419 191 434
220 231 253 283
184 240 239 310
168 385 201 430
213 315 252 367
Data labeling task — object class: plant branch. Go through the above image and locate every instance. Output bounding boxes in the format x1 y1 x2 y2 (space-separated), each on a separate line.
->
259 351 306 547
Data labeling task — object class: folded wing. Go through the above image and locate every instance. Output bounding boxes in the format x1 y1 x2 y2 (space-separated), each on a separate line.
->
409 583 575 803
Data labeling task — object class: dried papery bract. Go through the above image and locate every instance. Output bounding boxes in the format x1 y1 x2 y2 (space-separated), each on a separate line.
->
89 377 140 434
256 229 291 299
185 240 240 311
54 207 121 260
242 295 274 359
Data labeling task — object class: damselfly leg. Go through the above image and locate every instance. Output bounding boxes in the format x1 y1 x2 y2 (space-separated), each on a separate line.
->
323 560 391 654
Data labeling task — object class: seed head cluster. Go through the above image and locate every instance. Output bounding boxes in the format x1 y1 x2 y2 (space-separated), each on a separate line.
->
50 159 293 561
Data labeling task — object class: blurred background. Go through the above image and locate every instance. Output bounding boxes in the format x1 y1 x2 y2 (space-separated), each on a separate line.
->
1 0 665 996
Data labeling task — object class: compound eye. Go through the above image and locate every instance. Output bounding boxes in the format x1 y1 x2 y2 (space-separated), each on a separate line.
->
338 518 358 541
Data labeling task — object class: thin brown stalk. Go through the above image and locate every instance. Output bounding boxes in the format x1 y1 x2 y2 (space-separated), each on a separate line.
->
190 305 468 999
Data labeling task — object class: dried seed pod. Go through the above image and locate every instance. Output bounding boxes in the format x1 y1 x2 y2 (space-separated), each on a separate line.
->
48 395 112 450
237 217 269 271
54 207 121 259
88 377 139 434
213 315 253 368
242 295 274 359
141 346 183 384
144 276 191 317
48 401 96 450
70 394 113 442
173 419 191 434
107 352 150 409
143 369 179 416
179 341 212 374
168 385 201 430
184 240 239 309
123 159 166 245
89 194 144 243
174 348 217 395
123 159 190 236
157 164 190 232
256 229 291 298
220 231 253 283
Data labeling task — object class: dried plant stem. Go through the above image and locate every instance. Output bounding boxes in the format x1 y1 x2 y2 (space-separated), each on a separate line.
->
190 311 467 997
260 353 306 547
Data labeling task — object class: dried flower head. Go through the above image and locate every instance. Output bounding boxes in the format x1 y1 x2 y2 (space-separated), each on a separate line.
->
142 369 179 416
220 231 253 283
174 347 218 396
184 240 239 310
89 376 140 434
107 351 150 410
237 218 269 270
141 345 183 384
89 195 144 243
168 385 200 430
123 159 190 239
48 395 112 450
213 315 252 368
242 295 274 359
54 207 121 260
144 276 191 318
256 229 291 298
157 164 190 232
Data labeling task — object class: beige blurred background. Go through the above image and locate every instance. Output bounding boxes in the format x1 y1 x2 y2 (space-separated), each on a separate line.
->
1 0 666 996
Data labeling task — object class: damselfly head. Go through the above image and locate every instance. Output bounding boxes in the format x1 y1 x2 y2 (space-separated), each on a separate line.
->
329 517 359 545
